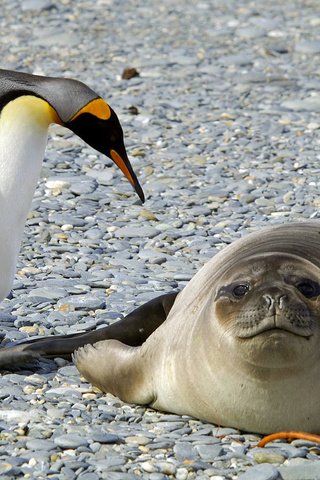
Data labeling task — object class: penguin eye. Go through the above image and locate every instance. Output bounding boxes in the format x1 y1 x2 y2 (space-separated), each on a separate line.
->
296 280 320 299
232 284 250 298
109 132 117 143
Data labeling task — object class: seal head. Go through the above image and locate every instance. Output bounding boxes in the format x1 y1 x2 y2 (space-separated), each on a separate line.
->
213 252 320 367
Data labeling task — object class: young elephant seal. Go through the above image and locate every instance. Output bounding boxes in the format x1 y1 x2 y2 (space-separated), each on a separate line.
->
74 221 320 434
1 221 320 434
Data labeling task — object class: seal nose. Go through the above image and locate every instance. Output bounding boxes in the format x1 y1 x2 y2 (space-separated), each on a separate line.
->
263 292 287 310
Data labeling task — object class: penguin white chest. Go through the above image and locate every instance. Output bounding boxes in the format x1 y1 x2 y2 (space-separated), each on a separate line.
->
0 95 58 299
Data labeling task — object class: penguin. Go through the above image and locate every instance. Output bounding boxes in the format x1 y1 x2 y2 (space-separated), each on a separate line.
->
0 68 144 301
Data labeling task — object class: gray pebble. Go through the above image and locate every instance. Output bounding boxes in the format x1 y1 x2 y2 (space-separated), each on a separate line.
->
91 432 121 444
278 462 320 480
91 456 127 469
238 464 280 480
21 0 54 10
295 40 320 54
56 295 105 310
195 444 224 460
54 434 89 449
173 442 198 461
114 226 159 238
99 474 140 480
26 439 56 451
70 180 96 195
281 98 320 112
28 286 67 300
77 474 100 480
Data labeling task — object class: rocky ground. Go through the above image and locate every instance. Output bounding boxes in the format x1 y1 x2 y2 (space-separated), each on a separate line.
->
0 0 320 478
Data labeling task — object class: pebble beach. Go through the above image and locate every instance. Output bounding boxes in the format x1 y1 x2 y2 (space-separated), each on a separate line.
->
1 0 320 478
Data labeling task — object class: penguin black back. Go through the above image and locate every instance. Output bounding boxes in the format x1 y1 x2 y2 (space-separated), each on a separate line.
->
0 69 98 122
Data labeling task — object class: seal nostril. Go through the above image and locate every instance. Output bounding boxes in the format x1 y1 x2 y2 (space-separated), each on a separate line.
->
263 293 287 310
278 294 287 309
263 294 273 309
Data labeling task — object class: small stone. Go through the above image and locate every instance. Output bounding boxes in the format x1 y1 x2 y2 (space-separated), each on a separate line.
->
128 105 139 115
21 0 54 11
0 410 32 423
58 365 79 376
46 387 82 398
90 457 126 470
0 463 20 476
114 226 159 238
131 147 146 157
295 40 320 54
173 442 198 461
141 461 157 473
26 439 56 451
125 435 151 445
281 98 320 112
70 180 96 195
155 461 177 475
29 286 67 300
85 169 114 185
46 408 65 420
56 303 75 313
23 385 36 394
91 432 121 444
195 444 223 460
19 325 40 334
176 467 189 480
54 434 89 449
139 209 158 221
238 464 280 480
254 452 285 464
122 67 140 79
278 462 320 480
45 179 71 190
77 474 100 480
56 295 105 310
82 393 97 400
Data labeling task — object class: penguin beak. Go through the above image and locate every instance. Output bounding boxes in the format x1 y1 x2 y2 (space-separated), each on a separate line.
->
110 149 145 203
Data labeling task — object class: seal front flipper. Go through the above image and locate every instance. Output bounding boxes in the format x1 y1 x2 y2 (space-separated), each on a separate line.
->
0 292 179 369
0 343 43 368
73 340 155 405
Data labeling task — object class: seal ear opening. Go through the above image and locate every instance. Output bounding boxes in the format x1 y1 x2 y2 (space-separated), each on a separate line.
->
73 339 154 405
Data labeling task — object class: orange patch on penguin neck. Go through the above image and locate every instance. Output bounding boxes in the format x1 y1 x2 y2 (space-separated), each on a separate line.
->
70 98 111 122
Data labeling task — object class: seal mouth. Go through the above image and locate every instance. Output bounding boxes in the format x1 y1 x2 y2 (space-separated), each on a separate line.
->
256 326 311 338
237 315 313 339
238 325 312 339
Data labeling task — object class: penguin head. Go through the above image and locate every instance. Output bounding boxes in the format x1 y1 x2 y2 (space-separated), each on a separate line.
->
64 98 144 202
0 69 145 202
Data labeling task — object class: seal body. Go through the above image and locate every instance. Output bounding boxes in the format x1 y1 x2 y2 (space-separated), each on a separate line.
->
1 222 320 434
74 222 320 433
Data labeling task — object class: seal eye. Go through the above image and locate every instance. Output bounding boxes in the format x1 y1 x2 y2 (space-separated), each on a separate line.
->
296 280 320 299
232 284 250 298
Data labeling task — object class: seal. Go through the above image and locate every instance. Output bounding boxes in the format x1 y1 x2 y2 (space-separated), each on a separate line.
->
1 221 320 434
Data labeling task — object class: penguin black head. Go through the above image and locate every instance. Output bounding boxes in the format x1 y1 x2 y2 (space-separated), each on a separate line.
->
65 98 144 202
0 69 144 202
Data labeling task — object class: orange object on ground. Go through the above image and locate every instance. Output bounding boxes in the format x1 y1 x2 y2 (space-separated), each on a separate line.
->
257 431 320 447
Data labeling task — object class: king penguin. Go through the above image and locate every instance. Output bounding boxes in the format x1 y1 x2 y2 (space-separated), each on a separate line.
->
0 68 144 302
